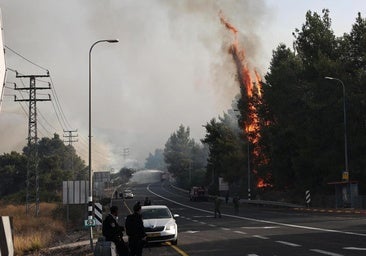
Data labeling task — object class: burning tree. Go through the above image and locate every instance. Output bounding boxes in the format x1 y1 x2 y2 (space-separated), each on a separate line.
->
219 11 271 190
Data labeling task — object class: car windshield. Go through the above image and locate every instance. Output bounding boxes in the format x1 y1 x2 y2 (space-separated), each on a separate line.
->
141 208 172 219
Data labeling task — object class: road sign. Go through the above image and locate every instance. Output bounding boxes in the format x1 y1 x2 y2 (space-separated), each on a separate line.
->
342 171 349 181
94 202 103 226
84 218 96 227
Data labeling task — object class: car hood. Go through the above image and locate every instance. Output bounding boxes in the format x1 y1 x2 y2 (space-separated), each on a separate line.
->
143 218 175 228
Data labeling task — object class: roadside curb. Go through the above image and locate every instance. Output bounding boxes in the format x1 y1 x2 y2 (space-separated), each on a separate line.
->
294 207 366 215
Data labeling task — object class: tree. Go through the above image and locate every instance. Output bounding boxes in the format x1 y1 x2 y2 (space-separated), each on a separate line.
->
164 125 207 188
145 149 167 171
0 133 87 202
258 9 366 199
202 112 245 194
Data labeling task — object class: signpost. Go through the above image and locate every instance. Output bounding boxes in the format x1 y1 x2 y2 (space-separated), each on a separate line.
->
84 218 96 227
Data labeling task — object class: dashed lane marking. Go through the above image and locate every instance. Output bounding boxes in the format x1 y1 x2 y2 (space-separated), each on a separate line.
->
147 185 366 237
234 231 247 235
221 227 230 231
252 235 269 240
275 241 301 247
343 247 366 251
309 249 343 256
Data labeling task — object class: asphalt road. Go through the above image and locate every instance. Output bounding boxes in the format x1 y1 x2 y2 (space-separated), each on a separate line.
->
112 182 366 256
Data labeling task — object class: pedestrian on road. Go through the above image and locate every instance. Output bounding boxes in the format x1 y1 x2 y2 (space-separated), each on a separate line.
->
102 206 129 256
233 195 240 214
214 195 222 218
144 197 151 206
125 202 147 256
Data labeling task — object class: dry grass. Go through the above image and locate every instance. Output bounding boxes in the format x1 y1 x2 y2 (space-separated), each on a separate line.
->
0 202 66 255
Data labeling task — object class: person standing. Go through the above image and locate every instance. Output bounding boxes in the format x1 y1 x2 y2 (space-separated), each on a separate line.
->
214 195 222 218
125 202 146 256
233 195 239 214
143 197 151 206
102 206 129 256
225 191 229 204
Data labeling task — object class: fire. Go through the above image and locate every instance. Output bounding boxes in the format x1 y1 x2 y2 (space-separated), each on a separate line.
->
220 11 266 189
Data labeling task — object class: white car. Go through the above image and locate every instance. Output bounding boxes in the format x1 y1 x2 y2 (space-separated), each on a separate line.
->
141 205 179 245
123 189 134 199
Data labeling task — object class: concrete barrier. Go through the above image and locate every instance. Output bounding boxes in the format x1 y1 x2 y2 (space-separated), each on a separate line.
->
94 236 117 256
0 216 14 256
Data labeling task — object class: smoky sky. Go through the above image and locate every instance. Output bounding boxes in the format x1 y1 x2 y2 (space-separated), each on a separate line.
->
0 0 271 170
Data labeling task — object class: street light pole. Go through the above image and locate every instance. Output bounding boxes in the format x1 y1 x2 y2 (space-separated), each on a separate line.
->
324 77 349 177
88 39 118 250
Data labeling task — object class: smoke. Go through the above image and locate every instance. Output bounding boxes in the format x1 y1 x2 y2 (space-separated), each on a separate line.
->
0 0 271 170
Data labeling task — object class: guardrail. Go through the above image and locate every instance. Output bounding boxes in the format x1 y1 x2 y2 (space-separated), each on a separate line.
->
169 183 303 208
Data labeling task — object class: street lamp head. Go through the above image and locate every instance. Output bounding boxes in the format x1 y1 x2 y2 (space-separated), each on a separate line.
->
324 76 334 80
107 39 119 43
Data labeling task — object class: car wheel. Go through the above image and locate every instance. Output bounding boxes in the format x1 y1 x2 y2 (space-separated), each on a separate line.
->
171 239 178 245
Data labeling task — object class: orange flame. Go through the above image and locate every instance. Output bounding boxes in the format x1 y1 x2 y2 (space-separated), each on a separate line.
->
220 11 266 189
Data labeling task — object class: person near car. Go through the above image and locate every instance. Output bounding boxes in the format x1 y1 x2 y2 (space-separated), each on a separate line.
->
144 197 151 206
125 202 147 256
214 195 222 218
102 205 129 256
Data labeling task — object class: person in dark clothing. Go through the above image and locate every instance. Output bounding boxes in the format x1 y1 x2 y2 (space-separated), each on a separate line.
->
125 202 146 256
214 196 222 218
233 195 240 214
225 191 229 204
102 205 129 256
143 197 151 206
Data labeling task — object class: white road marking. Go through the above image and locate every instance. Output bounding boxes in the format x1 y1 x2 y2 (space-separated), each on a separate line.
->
253 235 269 239
343 247 366 251
247 254 259 256
185 230 199 234
147 185 366 237
199 222 206 225
192 219 198 222
209 224 217 227
234 231 247 235
276 241 301 247
310 249 343 256
221 227 231 231
241 226 279 229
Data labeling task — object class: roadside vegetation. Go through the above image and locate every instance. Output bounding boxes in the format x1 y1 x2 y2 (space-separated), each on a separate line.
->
0 202 65 255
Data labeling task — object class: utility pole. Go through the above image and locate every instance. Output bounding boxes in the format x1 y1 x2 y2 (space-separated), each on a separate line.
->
63 129 78 179
14 72 50 217
63 129 78 146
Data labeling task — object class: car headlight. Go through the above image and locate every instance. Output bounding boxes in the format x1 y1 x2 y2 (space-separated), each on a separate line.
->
166 225 175 231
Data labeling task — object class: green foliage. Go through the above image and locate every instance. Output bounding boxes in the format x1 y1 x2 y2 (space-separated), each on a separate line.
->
0 134 87 202
258 10 366 196
202 112 245 194
164 125 208 189
117 167 134 183
145 149 167 171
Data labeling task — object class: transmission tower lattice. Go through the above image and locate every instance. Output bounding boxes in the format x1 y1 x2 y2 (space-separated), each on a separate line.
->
15 72 50 216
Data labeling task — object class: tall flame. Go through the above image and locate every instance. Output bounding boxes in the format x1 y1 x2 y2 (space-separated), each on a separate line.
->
220 11 270 188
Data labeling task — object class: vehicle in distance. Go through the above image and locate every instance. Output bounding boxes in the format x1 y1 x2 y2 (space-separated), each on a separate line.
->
123 189 134 199
141 205 179 245
189 186 208 201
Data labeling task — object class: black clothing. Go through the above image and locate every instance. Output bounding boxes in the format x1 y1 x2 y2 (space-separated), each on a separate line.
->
144 198 151 206
214 197 222 218
102 213 128 256
125 212 146 256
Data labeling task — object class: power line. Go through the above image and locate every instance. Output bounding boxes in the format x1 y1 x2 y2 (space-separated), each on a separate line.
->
5 45 49 72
